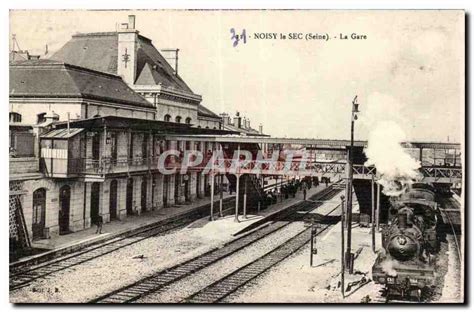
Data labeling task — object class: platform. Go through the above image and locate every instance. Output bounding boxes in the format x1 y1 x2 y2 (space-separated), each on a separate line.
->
12 193 234 268
232 183 359 236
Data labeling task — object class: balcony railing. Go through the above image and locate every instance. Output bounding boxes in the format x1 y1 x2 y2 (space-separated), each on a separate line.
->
41 155 185 177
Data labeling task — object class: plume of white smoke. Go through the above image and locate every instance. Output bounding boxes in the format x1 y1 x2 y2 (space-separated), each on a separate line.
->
362 93 422 196
365 121 421 196
380 258 399 276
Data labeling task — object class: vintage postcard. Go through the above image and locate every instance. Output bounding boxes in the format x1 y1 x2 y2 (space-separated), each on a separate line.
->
8 9 464 304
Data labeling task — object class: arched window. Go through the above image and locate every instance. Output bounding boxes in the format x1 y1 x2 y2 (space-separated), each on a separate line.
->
164 114 171 122
175 116 182 123
213 127 217 130
185 117 192 124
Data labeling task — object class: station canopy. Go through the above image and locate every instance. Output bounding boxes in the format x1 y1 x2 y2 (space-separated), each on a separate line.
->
40 128 84 139
52 115 238 136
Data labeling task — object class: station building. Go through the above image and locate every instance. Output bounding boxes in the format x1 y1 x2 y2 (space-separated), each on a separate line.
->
9 16 264 248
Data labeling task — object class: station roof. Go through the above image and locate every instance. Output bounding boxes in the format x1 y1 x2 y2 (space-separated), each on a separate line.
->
10 60 154 109
404 142 462 149
41 128 84 139
50 32 193 94
53 115 238 135
197 105 221 119
164 135 461 149
222 123 268 137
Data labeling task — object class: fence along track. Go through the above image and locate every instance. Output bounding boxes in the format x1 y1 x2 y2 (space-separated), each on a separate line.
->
90 184 342 303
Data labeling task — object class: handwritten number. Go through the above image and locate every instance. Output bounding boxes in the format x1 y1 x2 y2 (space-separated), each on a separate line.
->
230 28 246 47
230 28 238 47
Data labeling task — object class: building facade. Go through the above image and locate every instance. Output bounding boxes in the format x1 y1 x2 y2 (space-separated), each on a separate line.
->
9 16 244 249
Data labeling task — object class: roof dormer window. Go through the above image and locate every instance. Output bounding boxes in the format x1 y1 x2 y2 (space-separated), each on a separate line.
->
37 112 47 124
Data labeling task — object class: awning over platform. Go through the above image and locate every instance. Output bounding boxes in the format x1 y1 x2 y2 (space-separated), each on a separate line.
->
41 128 84 139
52 115 238 136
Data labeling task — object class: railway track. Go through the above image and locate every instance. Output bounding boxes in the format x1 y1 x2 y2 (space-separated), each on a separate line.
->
10 198 236 291
442 214 462 268
90 184 343 303
439 196 462 266
183 206 339 303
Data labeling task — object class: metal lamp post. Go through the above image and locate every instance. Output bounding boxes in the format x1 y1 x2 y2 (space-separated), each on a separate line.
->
345 95 359 272
340 195 345 297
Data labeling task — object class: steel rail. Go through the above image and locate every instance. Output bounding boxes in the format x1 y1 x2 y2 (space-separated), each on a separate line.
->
89 184 343 303
10 198 236 291
183 205 341 303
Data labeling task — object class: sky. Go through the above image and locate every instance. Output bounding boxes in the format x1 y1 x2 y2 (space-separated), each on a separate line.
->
9 10 464 142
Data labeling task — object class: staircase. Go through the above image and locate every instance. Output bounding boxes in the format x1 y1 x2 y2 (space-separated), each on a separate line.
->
226 173 266 212
352 179 389 224
248 174 266 207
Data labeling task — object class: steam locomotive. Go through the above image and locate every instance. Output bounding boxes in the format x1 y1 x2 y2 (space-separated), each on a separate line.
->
372 183 439 301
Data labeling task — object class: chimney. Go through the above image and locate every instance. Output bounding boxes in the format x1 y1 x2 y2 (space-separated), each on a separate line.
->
233 112 242 128
117 15 139 85
220 113 231 125
259 124 263 134
128 15 136 29
44 110 59 123
246 118 251 129
160 49 179 75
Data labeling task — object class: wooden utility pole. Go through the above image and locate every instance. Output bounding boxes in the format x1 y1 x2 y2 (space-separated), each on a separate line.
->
340 195 345 298
235 143 241 222
219 175 224 217
210 153 215 221
243 175 247 219
346 95 359 272
235 174 240 222
371 175 375 253
376 182 381 231
210 173 215 221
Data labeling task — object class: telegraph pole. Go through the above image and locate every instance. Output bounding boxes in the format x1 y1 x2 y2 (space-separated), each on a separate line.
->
346 95 359 272
371 175 376 253
340 195 345 298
